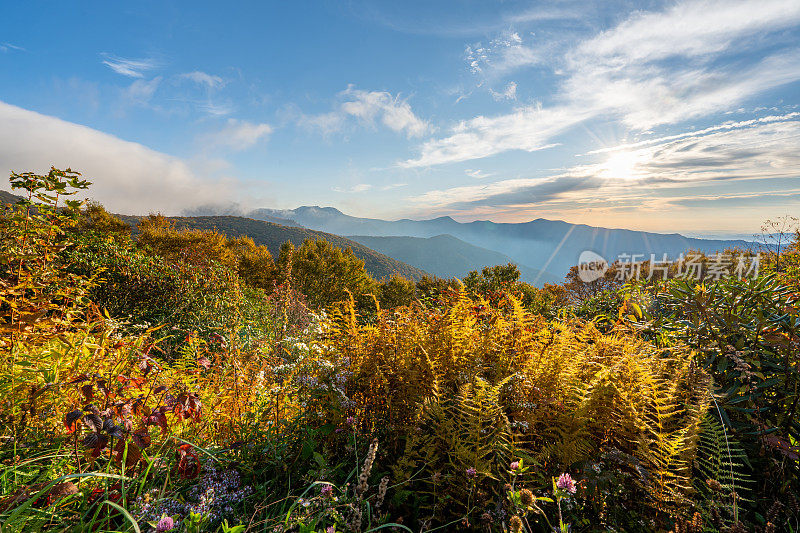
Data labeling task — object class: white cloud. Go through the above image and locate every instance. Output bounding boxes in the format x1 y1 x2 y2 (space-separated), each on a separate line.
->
400 104 574 167
410 115 800 213
180 71 225 89
101 54 159 78
465 169 493 179
0 100 233 214
490 81 517 101
466 31 541 78
123 77 162 105
297 111 345 137
301 86 430 138
586 112 800 155
204 119 273 151
573 0 800 65
333 183 372 193
197 101 235 117
406 0 800 167
0 42 25 53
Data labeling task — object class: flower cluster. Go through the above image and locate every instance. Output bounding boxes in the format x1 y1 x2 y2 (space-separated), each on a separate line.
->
556 473 577 495
134 464 252 531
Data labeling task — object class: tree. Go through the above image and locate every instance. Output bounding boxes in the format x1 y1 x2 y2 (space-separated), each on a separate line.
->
463 263 521 294
77 201 131 241
377 275 416 309
287 238 376 309
136 214 276 289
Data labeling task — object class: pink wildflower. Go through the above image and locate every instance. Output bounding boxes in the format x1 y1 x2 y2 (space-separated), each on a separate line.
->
465 467 477 478
556 473 577 494
156 515 175 533
320 484 333 496
510 461 520 471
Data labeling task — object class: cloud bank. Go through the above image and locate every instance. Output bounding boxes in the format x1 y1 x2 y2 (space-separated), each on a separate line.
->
0 100 234 214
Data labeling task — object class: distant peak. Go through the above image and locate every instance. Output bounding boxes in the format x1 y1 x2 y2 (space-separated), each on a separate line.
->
295 205 345 215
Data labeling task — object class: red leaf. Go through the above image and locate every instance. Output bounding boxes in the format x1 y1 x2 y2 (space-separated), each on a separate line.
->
145 409 169 434
83 413 103 433
132 429 152 449
80 384 94 401
64 410 83 434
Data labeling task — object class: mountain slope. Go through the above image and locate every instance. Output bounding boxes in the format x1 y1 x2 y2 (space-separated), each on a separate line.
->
0 189 23 204
251 206 753 280
118 214 428 281
348 234 561 284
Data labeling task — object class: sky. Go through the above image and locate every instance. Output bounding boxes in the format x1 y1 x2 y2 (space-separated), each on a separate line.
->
1 0 799 235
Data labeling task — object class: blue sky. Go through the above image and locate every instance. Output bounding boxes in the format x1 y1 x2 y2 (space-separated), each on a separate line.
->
1 0 799 234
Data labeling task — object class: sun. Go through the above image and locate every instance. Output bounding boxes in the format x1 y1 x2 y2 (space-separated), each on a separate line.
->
600 150 642 180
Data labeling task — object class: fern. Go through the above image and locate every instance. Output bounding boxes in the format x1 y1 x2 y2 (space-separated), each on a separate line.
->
394 376 516 524
695 414 753 499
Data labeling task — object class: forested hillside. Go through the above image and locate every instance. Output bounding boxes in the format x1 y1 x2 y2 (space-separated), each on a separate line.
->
117 214 428 282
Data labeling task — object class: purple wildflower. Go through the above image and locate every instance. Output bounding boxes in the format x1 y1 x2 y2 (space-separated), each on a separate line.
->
510 461 520 471
156 515 175 533
556 473 577 494
320 484 333 496
346 416 356 426
465 467 477 478
326 526 336 533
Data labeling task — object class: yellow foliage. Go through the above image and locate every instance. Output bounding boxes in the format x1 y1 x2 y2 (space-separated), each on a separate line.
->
325 286 711 515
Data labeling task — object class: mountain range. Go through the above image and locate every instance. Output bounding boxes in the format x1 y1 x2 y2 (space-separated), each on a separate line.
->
249 206 754 283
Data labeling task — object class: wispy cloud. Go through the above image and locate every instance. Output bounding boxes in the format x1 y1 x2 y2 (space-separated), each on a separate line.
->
410 114 800 215
404 0 800 168
399 103 571 167
466 32 541 78
196 101 235 117
490 81 517 102
203 119 273 151
333 183 372 193
465 169 493 179
0 42 25 53
101 54 160 78
180 71 225 90
123 77 162 106
300 86 431 138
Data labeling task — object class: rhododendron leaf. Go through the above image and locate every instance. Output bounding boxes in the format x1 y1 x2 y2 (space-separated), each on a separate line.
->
64 410 83 433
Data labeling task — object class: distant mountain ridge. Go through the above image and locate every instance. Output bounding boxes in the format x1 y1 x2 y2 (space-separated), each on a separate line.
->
249 206 754 282
348 234 561 285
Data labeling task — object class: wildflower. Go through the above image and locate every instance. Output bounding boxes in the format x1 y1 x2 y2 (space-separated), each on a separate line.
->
346 416 356 426
156 515 175 533
465 467 477 478
376 476 389 508
320 484 333 496
326 527 336 533
509 515 523 533
520 488 534 507
356 438 379 497
510 460 520 471
556 473 577 494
